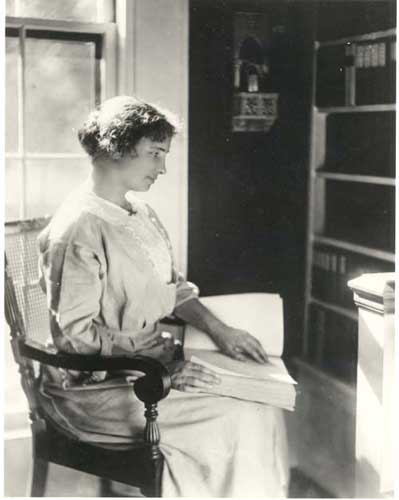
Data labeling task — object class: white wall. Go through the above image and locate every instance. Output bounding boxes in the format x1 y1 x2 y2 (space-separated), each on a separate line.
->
117 0 189 274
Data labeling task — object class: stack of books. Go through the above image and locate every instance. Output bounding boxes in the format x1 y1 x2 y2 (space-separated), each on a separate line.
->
316 36 396 107
355 37 396 105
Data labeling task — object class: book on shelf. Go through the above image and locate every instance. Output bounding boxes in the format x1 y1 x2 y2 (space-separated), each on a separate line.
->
312 246 394 310
344 43 356 106
316 35 396 108
312 248 347 307
312 249 331 302
355 37 396 105
183 293 297 411
308 303 358 386
313 248 346 307
316 45 349 107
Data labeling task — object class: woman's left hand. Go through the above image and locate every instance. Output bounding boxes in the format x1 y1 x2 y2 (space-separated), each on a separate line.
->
212 326 269 363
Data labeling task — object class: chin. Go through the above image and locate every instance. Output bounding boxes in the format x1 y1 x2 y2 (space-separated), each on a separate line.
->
131 185 151 192
129 178 154 192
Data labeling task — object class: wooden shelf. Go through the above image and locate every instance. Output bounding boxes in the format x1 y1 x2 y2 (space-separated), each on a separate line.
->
317 104 395 114
303 27 396 386
315 172 395 186
310 297 358 322
317 28 396 48
312 235 395 263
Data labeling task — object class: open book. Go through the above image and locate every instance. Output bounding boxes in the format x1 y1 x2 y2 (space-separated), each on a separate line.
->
183 293 297 411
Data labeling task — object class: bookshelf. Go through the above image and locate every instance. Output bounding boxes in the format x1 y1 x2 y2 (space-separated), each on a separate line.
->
318 104 395 113
302 27 396 385
289 28 395 497
312 235 394 262
315 172 395 186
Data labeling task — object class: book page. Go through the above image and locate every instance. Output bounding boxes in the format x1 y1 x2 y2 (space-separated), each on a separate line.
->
202 373 296 411
184 293 284 356
187 349 297 385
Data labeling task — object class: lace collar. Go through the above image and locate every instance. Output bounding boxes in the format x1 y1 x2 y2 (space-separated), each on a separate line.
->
80 187 149 227
78 185 174 284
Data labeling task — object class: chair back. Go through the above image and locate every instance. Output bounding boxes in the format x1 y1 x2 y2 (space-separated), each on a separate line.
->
4 217 52 422
5 217 51 344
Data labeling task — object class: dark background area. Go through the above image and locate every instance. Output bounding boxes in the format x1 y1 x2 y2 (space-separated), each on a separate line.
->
187 0 395 358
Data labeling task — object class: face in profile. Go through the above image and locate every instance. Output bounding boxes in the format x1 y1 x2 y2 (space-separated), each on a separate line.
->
118 136 172 191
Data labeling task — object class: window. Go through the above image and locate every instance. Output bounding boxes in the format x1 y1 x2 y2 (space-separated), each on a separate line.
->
5 0 116 221
4 0 117 438
6 0 115 24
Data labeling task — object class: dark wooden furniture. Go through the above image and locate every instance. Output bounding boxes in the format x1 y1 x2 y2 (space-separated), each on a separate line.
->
4 218 175 497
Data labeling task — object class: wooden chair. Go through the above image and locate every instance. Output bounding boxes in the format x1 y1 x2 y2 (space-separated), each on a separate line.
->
4 218 180 497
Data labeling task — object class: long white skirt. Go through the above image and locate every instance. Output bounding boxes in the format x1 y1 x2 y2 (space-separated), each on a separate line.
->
39 377 290 497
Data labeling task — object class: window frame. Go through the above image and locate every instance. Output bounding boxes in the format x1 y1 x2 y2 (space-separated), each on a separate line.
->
4 12 117 437
5 15 117 219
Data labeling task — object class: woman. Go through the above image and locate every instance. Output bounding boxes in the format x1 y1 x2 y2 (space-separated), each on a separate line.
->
38 96 289 497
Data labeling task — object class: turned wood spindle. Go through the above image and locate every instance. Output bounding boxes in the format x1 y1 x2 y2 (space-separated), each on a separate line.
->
144 402 161 460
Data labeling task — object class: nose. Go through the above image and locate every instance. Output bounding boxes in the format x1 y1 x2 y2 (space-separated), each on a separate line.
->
158 159 167 175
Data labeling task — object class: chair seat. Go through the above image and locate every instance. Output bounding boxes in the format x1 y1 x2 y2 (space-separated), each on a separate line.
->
35 417 161 492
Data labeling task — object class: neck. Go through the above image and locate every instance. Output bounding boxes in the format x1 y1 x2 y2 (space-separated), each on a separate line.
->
90 161 130 210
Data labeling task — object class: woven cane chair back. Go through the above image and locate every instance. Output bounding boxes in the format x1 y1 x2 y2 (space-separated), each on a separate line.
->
5 218 51 345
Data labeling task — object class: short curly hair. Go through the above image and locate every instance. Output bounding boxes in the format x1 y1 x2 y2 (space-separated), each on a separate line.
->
78 96 179 160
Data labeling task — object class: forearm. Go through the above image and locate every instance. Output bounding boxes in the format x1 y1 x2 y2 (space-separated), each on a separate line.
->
173 298 229 340
174 298 269 364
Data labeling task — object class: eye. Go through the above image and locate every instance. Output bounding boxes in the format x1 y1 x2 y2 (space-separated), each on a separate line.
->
151 151 160 158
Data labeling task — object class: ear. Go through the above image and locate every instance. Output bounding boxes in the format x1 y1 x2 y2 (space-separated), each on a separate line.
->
128 147 139 158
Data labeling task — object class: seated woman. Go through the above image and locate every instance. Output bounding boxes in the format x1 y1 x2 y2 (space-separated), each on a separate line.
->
37 96 289 497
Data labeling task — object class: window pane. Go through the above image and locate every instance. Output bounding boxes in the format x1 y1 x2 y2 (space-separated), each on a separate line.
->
25 37 96 153
6 37 19 153
6 0 114 22
25 158 91 218
5 159 22 221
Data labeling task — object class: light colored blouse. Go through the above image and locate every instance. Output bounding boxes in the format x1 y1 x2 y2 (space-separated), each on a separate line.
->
37 187 290 500
38 184 198 362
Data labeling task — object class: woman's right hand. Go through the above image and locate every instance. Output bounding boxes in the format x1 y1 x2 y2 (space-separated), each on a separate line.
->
167 360 221 392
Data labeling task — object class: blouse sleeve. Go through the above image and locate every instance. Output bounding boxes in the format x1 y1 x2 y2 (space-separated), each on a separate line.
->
42 240 136 356
175 270 200 308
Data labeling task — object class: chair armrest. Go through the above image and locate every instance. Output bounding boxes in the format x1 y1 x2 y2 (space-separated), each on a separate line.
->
159 315 185 327
20 339 171 404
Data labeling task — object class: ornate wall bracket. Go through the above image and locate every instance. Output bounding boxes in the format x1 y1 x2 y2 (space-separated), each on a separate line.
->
232 92 278 132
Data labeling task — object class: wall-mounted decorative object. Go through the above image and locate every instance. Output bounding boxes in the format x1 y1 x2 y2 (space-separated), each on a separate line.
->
232 12 279 133
233 92 278 132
